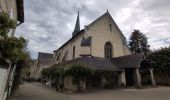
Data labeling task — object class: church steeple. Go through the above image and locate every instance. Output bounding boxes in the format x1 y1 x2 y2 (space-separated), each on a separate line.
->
72 11 80 37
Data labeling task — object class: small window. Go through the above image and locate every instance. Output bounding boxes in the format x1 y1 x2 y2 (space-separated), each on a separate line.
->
109 24 112 31
73 46 75 59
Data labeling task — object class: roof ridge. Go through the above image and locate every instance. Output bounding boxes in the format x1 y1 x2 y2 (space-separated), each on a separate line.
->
87 11 109 28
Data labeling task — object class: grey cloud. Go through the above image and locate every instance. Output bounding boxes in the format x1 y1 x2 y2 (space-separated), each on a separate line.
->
16 0 170 59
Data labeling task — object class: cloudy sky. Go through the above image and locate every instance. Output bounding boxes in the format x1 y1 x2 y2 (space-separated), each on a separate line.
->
16 0 170 59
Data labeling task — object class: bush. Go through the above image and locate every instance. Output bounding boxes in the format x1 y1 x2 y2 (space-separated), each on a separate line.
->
148 46 170 72
63 64 94 84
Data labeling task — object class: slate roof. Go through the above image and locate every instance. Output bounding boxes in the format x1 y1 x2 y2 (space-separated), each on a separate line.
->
72 11 80 36
52 53 151 71
38 52 55 65
54 56 121 71
111 53 144 69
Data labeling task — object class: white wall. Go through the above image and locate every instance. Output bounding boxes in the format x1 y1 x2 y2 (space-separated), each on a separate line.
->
0 68 8 100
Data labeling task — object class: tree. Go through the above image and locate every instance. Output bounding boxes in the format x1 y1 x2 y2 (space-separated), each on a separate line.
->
0 12 16 38
128 29 150 56
0 12 30 95
2 37 27 62
148 46 170 85
148 46 170 72
0 12 26 63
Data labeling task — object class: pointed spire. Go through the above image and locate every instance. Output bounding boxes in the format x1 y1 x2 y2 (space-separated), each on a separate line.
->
72 10 80 37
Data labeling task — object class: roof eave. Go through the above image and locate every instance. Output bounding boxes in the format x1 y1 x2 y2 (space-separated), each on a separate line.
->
16 0 24 23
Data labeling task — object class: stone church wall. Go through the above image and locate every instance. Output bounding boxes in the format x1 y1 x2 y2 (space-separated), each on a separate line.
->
55 12 131 63
85 14 131 58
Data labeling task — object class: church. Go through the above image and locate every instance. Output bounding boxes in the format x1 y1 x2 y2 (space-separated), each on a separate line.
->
53 11 156 88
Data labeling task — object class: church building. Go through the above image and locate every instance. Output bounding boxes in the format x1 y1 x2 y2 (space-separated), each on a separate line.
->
53 11 156 88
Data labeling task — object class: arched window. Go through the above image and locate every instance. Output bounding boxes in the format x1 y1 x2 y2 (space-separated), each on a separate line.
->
105 42 113 59
73 46 75 59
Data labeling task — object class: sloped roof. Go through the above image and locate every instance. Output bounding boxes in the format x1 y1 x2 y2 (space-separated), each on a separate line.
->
54 11 130 53
38 52 55 65
51 53 151 71
111 53 144 69
54 56 121 71
54 12 112 52
72 11 80 36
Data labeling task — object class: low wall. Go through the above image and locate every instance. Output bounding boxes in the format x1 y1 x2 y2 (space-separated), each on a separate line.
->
154 70 170 86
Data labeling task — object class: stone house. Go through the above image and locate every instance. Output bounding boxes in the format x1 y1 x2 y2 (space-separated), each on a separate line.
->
53 11 156 90
33 52 55 79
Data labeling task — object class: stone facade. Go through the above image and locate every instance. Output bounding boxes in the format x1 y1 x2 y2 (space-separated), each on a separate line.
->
53 11 156 90
34 52 55 79
54 12 131 64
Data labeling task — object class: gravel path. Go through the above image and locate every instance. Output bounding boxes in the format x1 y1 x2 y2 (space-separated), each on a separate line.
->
10 82 170 100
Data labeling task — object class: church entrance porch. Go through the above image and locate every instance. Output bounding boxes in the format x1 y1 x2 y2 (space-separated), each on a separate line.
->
124 59 156 88
87 71 119 89
125 68 135 87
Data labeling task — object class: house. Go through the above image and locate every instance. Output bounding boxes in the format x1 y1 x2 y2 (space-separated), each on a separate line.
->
0 0 24 100
53 11 156 89
33 52 55 79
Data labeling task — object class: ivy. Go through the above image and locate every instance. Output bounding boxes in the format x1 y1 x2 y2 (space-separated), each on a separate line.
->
41 64 95 85
63 64 94 84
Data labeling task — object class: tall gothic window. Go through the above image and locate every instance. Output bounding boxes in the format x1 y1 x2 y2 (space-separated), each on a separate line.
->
105 42 113 59
73 46 75 59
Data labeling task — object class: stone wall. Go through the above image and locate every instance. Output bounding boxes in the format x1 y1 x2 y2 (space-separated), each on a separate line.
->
55 13 131 63
64 76 78 91
154 70 170 85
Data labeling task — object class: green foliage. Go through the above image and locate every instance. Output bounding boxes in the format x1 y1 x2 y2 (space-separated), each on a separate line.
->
148 46 170 72
0 12 31 94
41 66 62 79
0 12 26 63
41 64 95 85
129 29 150 56
1 37 27 63
0 12 16 37
63 64 94 84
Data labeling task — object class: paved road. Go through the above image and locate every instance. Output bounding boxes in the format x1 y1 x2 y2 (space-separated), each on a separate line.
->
10 82 170 100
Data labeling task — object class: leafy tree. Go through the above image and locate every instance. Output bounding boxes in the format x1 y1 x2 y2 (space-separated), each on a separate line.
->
129 29 150 56
148 46 170 72
2 37 27 62
0 12 30 95
0 12 26 63
0 12 16 38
